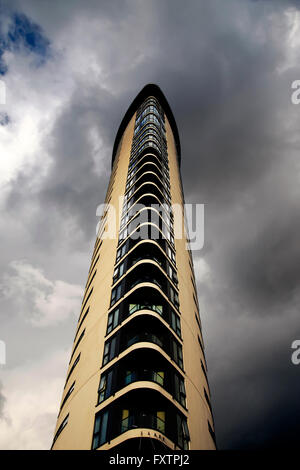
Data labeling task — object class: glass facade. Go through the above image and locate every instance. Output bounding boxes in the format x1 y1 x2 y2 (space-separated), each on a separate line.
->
94 96 190 449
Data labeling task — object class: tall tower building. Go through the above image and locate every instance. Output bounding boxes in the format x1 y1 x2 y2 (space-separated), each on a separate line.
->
51 84 216 451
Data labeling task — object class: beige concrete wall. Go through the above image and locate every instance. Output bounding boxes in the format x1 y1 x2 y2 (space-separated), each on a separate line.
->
166 118 216 450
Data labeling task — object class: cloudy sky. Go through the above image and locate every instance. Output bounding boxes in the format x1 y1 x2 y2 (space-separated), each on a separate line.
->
0 0 300 450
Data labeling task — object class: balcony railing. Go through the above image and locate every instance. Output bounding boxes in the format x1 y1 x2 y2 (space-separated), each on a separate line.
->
124 369 165 387
128 150 169 177
128 302 163 317
121 412 165 434
125 332 163 350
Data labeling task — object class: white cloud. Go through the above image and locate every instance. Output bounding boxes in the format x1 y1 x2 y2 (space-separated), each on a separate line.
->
193 257 211 283
0 348 69 450
0 50 62 186
1 260 83 327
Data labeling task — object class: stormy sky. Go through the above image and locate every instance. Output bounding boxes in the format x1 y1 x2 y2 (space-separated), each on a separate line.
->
0 0 300 450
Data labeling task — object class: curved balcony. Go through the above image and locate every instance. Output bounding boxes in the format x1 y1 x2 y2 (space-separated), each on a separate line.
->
113 241 178 287
126 161 164 187
116 236 176 270
118 223 175 257
92 389 190 450
134 120 163 137
132 134 164 154
132 138 166 160
133 125 166 147
130 145 168 165
110 261 179 308
128 161 168 185
128 149 168 175
116 224 176 267
125 183 170 212
102 315 183 370
97 348 186 409
130 180 168 202
126 165 170 197
134 112 164 135
131 141 164 160
128 160 169 186
122 193 173 225
119 209 173 246
102 436 171 453
121 204 173 235
106 285 181 338
125 171 170 200
135 107 162 125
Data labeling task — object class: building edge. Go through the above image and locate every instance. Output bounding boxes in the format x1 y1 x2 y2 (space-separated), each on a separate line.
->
111 83 181 168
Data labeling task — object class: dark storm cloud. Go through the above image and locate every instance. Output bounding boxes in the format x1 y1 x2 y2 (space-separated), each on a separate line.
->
230 203 300 311
1 0 300 449
38 85 115 235
145 1 287 203
211 335 300 449
5 84 118 248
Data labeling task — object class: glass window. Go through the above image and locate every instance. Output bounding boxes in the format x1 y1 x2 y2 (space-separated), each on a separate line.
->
172 340 183 369
102 336 117 365
69 328 85 362
166 245 176 263
110 284 122 306
154 304 163 315
65 353 80 387
92 410 109 449
107 308 120 334
52 413 69 446
98 369 113 404
174 374 186 407
177 345 183 368
121 409 129 432
128 303 163 316
60 381 75 411
98 375 106 403
153 371 164 386
198 334 205 355
176 414 190 450
170 287 179 308
179 380 186 407
171 311 181 337
126 186 134 198
174 291 179 307
129 303 138 315
118 225 128 242
121 213 130 228
113 262 125 283
167 264 178 284
125 370 137 385
195 312 202 331
156 411 165 433
116 243 127 262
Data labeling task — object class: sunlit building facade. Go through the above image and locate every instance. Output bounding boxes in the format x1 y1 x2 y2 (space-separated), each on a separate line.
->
51 84 216 451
